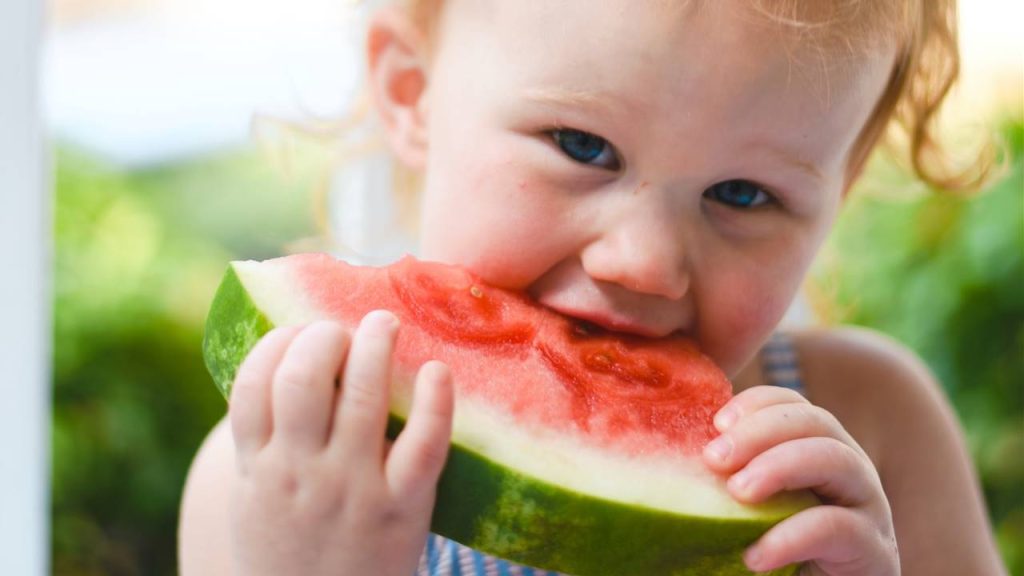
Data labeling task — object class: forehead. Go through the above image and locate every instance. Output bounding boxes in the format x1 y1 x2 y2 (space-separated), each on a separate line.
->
434 0 895 167
442 0 892 85
432 0 903 55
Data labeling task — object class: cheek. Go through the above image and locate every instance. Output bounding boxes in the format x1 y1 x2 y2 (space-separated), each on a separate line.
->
714 289 789 372
419 152 573 289
698 256 808 376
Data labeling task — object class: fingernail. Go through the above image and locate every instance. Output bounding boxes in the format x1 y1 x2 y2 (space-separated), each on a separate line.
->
715 406 738 431
704 435 732 462
363 310 399 333
311 319 342 331
744 544 764 570
729 469 753 496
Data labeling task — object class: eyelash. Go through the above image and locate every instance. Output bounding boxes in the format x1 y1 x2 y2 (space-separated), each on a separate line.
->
549 128 621 171
702 180 776 209
547 128 778 210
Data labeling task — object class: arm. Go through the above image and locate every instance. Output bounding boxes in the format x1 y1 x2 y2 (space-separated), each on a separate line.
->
703 327 1007 575
179 418 236 576
852 332 1007 575
799 328 1007 576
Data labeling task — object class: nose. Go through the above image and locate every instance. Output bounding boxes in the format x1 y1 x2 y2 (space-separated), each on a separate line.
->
579 204 691 301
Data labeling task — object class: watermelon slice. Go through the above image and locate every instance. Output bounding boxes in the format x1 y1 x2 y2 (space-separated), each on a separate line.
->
203 254 814 575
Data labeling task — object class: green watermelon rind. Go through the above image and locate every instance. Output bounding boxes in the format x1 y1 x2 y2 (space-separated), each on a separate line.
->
203 262 803 576
202 266 274 399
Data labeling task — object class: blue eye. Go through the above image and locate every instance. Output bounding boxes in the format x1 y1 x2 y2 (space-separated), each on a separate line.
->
551 129 620 170
704 180 773 208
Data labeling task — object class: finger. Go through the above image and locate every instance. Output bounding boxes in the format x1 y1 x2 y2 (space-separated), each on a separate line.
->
386 361 455 498
271 321 350 453
744 505 899 575
332 310 400 464
712 385 808 432
726 437 880 508
230 326 303 457
703 401 857 473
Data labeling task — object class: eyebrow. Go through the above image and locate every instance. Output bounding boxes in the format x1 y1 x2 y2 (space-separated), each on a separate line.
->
761 144 825 183
525 87 825 183
522 86 635 115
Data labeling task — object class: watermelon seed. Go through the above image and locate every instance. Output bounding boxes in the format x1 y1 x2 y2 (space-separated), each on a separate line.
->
469 285 483 298
591 352 613 368
574 321 599 337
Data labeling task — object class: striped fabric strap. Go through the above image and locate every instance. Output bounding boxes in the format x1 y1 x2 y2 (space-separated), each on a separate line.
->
415 534 568 576
760 332 805 396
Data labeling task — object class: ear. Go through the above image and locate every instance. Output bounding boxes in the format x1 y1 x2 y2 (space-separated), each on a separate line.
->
367 7 430 170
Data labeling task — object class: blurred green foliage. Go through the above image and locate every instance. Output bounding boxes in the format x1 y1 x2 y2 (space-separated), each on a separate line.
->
52 147 317 575
816 114 1024 574
52 116 1022 575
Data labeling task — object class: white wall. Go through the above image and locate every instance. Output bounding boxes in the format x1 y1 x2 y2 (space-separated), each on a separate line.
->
0 0 48 573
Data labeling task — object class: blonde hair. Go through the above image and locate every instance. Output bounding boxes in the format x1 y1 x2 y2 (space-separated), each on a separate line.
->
458 0 993 190
282 0 994 253
838 0 997 192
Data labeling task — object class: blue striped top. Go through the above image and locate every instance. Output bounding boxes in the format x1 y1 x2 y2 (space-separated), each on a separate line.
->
415 333 804 576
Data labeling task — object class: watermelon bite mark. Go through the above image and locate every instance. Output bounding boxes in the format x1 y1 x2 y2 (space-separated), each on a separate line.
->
304 254 728 457
390 259 537 348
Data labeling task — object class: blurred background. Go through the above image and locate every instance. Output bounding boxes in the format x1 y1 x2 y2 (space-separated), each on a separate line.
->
45 0 1022 575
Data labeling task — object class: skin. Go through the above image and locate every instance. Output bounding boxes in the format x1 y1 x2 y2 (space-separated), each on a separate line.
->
178 1 1007 575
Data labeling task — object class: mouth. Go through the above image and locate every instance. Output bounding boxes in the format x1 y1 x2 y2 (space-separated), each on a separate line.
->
542 304 680 340
527 260 692 340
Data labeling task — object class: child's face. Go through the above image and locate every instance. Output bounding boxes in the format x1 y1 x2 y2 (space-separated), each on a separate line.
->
407 1 894 376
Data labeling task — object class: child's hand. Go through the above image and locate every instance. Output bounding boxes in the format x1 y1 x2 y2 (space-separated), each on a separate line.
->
227 312 454 576
703 386 899 575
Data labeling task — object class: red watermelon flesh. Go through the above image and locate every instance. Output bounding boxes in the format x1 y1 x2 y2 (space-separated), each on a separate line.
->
292 253 731 460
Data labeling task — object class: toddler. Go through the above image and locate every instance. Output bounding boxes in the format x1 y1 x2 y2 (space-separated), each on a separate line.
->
180 1 1007 574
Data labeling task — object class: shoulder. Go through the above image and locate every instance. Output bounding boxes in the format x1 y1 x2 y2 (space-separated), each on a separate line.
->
178 417 236 576
786 326 954 465
790 325 932 389
786 326 1007 574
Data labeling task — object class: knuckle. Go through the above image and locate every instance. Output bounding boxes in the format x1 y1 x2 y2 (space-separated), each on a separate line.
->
824 506 861 536
230 374 260 402
330 321 352 343
410 439 449 475
266 325 298 340
272 470 303 499
374 500 405 525
789 402 820 424
759 522 800 560
309 320 349 345
810 405 843 430
234 352 271 388
236 454 377 527
776 386 808 405
753 384 805 405
254 325 300 354
820 436 855 462
823 441 871 483
275 363 313 391
227 392 258 425
735 386 772 409
249 456 304 499
783 402 842 435
296 481 347 523
343 379 382 411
